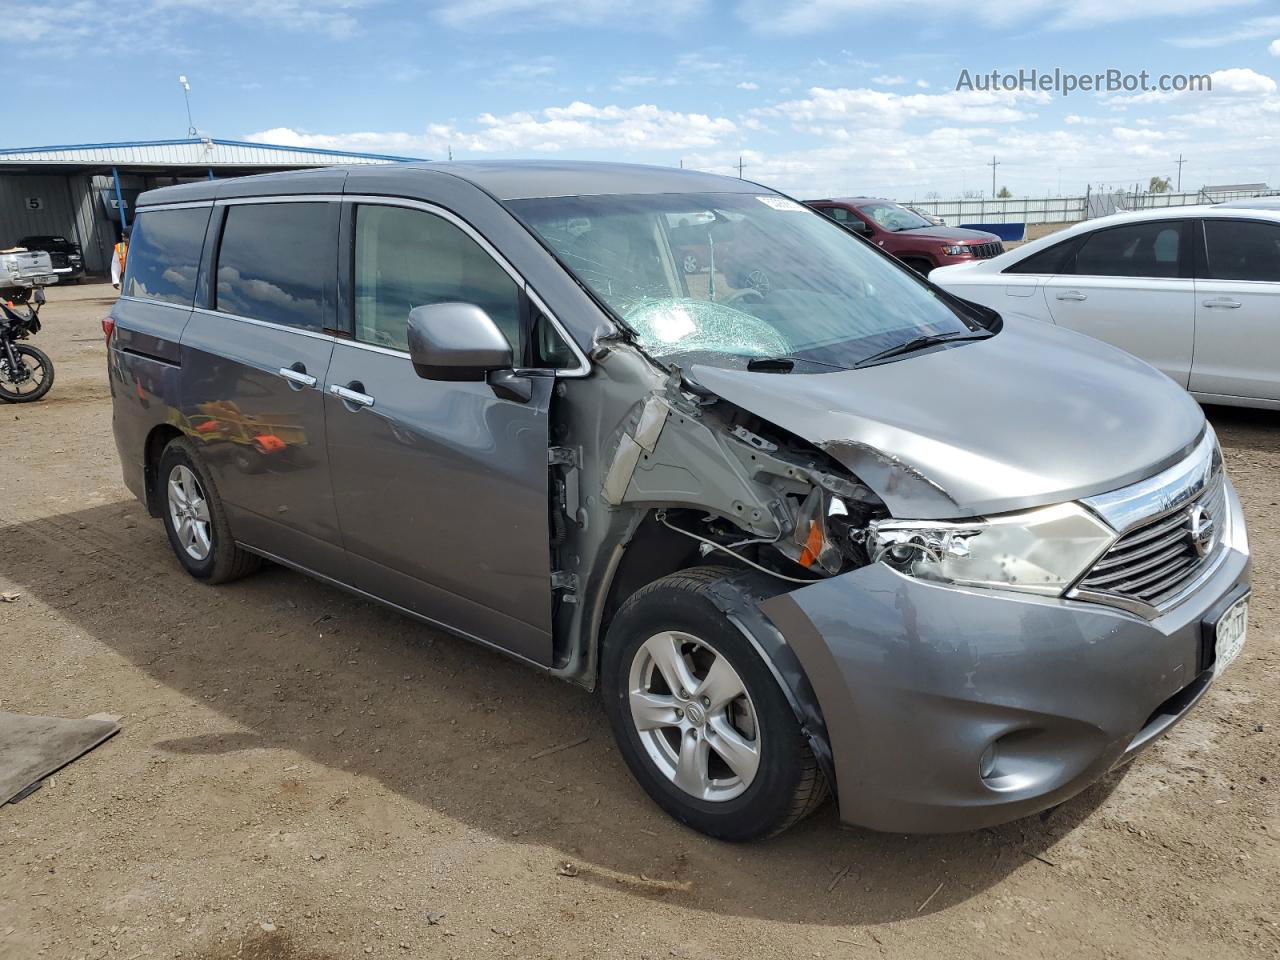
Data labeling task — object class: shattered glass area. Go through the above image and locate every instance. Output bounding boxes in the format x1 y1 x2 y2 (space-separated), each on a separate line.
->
622 298 790 360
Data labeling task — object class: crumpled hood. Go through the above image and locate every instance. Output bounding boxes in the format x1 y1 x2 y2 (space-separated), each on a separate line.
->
690 321 1206 520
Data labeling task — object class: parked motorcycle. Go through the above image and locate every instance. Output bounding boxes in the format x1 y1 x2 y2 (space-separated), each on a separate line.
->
0 287 54 403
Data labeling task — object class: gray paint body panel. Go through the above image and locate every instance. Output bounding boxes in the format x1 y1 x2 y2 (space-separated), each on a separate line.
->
179 310 342 572
761 477 1250 832
323 342 556 664
690 320 1207 519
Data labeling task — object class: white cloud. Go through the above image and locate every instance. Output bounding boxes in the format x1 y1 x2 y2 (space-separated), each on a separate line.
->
488 56 559 86
736 0 1253 34
737 81 760 90
1110 67 1277 105
434 0 710 30
916 79 930 89
761 85 1048 129
1167 15 1280 48
7 2 90 41
249 101 738 157
1271 38 1280 56
151 0 373 38
872 74 907 86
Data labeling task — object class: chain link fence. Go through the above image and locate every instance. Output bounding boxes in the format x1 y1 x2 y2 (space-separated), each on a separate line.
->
907 186 1279 227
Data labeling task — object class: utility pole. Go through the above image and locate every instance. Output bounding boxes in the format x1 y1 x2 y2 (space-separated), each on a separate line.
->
1175 154 1186 191
737 155 745 179
988 155 1000 198
178 76 196 137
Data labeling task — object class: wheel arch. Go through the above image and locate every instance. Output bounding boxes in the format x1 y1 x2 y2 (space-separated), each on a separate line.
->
143 423 184 517
698 570 839 801
591 529 839 801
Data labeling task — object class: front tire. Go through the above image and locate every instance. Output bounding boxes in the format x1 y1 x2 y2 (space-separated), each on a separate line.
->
602 567 828 841
159 438 262 583
0 344 54 402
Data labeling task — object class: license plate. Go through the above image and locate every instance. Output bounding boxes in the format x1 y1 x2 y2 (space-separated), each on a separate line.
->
34 274 56 285
1213 595 1248 676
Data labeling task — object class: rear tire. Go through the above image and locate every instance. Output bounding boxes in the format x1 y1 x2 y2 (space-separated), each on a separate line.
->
0 344 54 403
601 566 828 841
159 438 262 584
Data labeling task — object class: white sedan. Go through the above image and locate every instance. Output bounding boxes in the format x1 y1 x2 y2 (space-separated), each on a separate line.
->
930 205 1280 410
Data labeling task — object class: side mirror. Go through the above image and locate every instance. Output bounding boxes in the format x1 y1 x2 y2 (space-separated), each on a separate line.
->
845 219 873 237
407 302 513 382
406 302 532 402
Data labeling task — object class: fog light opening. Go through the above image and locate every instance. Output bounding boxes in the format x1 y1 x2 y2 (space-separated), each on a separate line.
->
979 742 998 780
978 728 1054 793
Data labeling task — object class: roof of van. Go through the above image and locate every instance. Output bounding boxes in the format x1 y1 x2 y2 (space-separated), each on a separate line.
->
136 160 766 207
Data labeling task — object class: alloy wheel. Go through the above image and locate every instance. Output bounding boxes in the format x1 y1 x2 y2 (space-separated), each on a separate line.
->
627 630 761 802
167 464 213 561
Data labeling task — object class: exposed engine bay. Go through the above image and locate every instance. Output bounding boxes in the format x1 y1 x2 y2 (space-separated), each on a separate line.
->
596 365 890 587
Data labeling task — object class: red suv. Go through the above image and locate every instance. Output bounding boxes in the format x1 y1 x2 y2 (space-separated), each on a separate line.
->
806 198 1003 275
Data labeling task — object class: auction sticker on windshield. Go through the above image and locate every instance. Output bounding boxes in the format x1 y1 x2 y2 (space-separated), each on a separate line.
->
1213 594 1248 677
756 196 806 211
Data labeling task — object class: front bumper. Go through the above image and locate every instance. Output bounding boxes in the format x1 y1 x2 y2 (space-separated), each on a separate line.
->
760 477 1250 833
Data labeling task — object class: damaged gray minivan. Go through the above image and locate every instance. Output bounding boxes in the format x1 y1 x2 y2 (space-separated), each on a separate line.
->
109 161 1250 840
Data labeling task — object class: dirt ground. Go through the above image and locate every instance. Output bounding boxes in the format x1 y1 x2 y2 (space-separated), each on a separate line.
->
1 282 1276 960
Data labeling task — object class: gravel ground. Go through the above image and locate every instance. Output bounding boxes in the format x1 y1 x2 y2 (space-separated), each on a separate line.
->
1 283 1276 960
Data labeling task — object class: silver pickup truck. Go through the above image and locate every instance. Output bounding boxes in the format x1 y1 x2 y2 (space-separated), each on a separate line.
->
1 248 58 301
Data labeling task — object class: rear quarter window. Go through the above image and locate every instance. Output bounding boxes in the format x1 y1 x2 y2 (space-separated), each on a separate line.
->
124 207 212 305
1002 236 1080 275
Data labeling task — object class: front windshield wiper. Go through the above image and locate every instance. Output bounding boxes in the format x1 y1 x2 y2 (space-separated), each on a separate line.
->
855 330 992 368
746 355 853 373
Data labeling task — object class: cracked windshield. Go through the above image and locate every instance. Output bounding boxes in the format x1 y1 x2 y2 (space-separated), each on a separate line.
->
510 192 977 369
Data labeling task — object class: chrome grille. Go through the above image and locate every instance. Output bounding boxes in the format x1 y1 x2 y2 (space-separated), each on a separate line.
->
971 241 1004 259
1077 473 1226 611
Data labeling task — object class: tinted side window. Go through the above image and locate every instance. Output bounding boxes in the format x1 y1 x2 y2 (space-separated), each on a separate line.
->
1204 219 1280 282
124 207 211 305
353 204 523 353
1003 236 1079 275
1073 221 1182 279
215 202 334 329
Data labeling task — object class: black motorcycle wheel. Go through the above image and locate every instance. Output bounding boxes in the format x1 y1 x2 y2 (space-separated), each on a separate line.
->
0 344 54 403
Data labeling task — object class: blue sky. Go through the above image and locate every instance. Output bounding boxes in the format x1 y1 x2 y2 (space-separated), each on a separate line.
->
12 0 1280 199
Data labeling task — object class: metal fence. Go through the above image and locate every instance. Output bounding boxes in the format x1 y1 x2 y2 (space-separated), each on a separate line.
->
906 196 1087 226
907 186 1279 226
1118 187 1280 210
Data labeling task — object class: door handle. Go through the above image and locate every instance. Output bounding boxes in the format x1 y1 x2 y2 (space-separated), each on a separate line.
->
329 382 375 409
278 365 317 389
1202 298 1242 309
1055 291 1088 301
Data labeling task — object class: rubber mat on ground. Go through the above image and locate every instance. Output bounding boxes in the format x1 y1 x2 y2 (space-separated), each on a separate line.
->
0 711 120 805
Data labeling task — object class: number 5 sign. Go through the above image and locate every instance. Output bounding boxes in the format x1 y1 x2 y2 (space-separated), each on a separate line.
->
25 197 43 210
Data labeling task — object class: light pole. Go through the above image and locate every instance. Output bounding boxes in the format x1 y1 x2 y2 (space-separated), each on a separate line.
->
179 76 197 137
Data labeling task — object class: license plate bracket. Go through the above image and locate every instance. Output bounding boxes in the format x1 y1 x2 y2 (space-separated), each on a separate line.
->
1210 593 1248 677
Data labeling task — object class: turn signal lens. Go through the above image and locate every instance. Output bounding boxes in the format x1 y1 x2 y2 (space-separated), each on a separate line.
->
102 316 116 342
797 520 825 568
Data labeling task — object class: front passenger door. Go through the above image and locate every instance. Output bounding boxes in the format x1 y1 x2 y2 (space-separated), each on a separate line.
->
1043 219 1194 386
324 201 556 665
